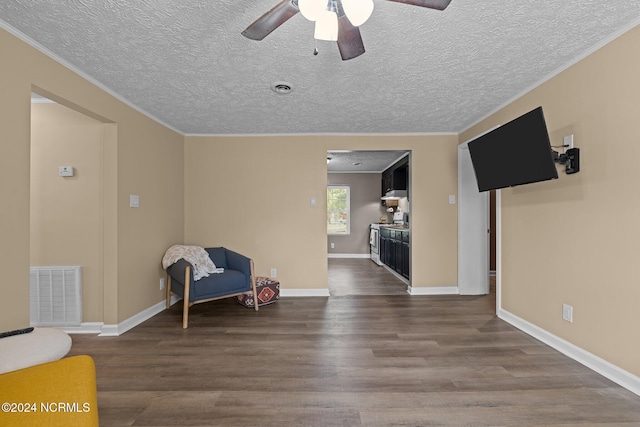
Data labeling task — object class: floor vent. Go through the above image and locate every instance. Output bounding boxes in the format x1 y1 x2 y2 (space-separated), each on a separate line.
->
29 266 82 327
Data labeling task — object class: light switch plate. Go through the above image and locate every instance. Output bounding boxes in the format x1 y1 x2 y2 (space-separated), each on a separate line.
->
562 303 573 323
449 195 456 204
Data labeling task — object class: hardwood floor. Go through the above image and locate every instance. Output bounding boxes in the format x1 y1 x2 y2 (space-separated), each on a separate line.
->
328 258 408 296
68 261 640 426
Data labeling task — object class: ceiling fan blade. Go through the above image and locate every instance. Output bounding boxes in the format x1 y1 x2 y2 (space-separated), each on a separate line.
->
337 12 365 60
242 0 300 41
382 0 452 10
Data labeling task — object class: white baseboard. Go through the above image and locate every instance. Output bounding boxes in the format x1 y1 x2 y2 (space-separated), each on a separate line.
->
409 286 459 295
63 322 104 334
280 289 331 297
64 295 181 336
327 253 371 259
99 299 164 336
98 324 119 337
499 308 640 397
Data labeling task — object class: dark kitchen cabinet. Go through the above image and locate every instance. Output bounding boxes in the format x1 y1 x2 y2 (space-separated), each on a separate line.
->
394 239 403 274
381 229 396 268
396 231 409 279
401 241 410 279
380 232 388 265
382 170 393 196
381 156 409 196
379 228 409 279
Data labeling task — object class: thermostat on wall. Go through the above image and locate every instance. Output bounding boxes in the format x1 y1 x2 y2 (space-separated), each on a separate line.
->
58 166 74 177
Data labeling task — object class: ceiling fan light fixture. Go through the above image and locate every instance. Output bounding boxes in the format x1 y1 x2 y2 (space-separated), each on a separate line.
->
242 0 452 61
298 0 326 22
314 10 339 41
341 0 374 27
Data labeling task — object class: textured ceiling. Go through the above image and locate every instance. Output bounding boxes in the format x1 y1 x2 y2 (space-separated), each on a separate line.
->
327 150 408 172
2 0 640 135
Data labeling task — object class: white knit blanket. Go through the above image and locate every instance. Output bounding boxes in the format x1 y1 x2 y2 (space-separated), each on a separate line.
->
162 245 223 281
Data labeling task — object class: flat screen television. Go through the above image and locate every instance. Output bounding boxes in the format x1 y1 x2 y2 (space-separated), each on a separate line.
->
467 106 558 192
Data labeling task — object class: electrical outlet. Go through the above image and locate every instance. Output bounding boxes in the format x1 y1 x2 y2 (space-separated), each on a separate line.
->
270 268 277 278
160 277 165 290
330 242 335 249
563 134 574 153
562 303 573 323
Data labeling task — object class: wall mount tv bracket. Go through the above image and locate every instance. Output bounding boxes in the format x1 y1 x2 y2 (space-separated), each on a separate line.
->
553 147 580 174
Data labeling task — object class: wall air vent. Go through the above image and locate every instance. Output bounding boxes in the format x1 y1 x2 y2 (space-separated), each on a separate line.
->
29 266 82 327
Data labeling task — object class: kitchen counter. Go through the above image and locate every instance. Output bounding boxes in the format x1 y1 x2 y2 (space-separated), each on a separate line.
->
379 224 410 230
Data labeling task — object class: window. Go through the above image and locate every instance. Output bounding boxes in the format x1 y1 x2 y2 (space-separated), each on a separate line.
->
327 186 350 235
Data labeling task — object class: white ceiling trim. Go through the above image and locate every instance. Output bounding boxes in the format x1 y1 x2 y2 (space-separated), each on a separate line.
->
458 17 640 136
328 170 389 174
184 132 458 137
0 18 183 136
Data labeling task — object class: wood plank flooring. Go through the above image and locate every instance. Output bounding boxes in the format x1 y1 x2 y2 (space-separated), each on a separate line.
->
328 258 408 296
68 259 640 426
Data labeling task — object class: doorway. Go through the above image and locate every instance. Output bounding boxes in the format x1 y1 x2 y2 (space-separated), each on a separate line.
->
326 150 411 296
30 91 117 328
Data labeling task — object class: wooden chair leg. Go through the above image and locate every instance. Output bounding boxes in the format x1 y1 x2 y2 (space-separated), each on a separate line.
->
165 274 172 309
250 260 259 312
183 266 191 329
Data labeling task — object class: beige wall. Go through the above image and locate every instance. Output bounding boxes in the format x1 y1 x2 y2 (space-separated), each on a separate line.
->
184 135 458 290
0 28 184 330
460 26 640 376
30 103 104 322
0 25 456 331
327 173 387 255
3 12 638 387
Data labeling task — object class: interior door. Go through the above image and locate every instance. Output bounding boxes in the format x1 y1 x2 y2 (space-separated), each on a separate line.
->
458 142 489 295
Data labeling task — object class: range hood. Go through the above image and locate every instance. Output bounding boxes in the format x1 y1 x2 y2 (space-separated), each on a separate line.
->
381 190 407 200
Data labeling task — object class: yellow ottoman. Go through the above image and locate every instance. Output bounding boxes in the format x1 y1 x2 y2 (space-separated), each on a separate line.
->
0 355 99 427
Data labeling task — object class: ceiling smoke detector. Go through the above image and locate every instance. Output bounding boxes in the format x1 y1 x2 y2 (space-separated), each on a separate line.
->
271 82 294 95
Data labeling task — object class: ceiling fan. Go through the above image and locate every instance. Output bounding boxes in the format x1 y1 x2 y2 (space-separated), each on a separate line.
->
242 0 452 60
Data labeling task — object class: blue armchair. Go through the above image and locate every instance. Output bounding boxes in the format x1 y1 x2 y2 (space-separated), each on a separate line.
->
165 247 258 328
